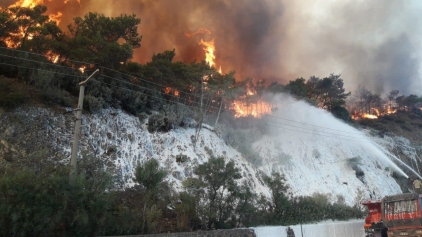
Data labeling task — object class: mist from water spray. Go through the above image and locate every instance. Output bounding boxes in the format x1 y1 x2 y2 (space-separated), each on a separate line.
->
371 142 422 180
265 93 411 179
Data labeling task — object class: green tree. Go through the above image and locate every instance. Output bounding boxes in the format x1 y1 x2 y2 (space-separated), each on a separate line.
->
263 171 291 224
0 155 113 237
285 77 307 98
185 156 242 229
133 158 170 234
134 158 166 190
306 74 351 110
67 12 142 68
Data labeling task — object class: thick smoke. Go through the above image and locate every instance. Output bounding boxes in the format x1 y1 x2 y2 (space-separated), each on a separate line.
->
2 0 421 95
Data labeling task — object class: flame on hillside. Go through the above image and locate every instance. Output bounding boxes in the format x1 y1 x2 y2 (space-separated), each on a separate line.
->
5 0 63 48
164 87 179 97
231 90 272 118
9 0 43 8
186 28 222 74
9 0 63 24
232 99 272 118
45 50 59 63
351 107 398 120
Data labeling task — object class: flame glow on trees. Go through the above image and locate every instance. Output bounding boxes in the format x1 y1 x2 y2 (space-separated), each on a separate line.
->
9 0 43 8
199 38 216 68
164 87 179 97
9 0 63 24
351 106 398 120
232 99 272 118
231 89 273 118
186 28 222 73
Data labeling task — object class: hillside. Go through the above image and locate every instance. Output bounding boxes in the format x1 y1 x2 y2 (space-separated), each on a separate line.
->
1 90 413 205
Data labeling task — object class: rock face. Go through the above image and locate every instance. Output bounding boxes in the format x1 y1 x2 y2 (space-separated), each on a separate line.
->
0 106 407 205
0 106 270 195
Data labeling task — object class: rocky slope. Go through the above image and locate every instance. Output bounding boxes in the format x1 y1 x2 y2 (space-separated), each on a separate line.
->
1 101 417 205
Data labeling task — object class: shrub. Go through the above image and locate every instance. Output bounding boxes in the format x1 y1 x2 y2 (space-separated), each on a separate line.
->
32 70 55 89
147 113 172 133
39 89 72 107
163 103 193 127
85 95 105 113
0 79 26 110
0 156 113 237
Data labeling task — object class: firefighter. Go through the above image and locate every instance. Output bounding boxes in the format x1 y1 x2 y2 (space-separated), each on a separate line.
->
413 178 422 194
286 227 295 237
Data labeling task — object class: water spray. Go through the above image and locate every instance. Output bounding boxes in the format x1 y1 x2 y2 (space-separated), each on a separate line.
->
371 141 422 180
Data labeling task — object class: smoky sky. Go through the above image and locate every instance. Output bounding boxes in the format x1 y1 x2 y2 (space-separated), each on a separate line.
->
2 0 422 95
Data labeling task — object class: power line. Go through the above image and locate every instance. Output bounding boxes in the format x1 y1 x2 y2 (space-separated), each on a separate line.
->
100 66 210 101
94 77 371 142
0 46 93 66
264 118 365 139
92 79 209 112
0 62 85 78
97 73 206 108
0 52 83 71
267 123 370 142
0 48 368 138
100 67 365 136
266 114 362 135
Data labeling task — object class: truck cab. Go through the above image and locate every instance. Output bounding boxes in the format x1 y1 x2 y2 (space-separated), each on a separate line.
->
362 199 386 237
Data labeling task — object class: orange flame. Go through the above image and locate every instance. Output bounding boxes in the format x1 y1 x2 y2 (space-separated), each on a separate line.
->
5 0 63 48
232 99 272 118
45 50 59 63
351 112 378 120
78 66 86 74
199 38 216 68
164 87 179 97
9 0 43 8
362 114 378 119
233 101 272 118
48 12 63 25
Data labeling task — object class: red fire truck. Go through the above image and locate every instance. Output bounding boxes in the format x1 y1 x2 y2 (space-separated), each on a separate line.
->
362 193 422 237
361 199 387 237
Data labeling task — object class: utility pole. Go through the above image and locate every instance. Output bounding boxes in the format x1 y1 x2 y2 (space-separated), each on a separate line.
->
69 69 99 183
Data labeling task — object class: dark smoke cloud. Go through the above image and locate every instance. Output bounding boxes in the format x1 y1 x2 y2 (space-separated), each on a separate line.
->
2 0 421 95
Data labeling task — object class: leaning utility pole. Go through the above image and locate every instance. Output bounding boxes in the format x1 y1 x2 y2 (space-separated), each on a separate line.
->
69 69 99 183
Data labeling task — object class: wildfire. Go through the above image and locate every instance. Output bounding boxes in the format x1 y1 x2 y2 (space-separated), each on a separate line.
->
163 87 179 97
232 100 272 118
45 51 59 63
199 38 216 68
78 66 85 73
5 0 63 48
9 0 43 8
186 28 222 73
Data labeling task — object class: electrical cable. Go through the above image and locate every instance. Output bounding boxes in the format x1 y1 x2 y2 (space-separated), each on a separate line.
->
264 118 364 139
93 77 372 142
267 123 370 142
100 66 214 101
0 48 369 138
0 46 92 66
0 62 85 78
0 52 83 71
96 73 206 108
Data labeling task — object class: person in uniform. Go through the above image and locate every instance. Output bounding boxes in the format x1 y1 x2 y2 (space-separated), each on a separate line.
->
286 227 295 237
413 178 422 194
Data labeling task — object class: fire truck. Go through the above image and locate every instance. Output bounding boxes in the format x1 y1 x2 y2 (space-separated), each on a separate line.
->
362 193 422 237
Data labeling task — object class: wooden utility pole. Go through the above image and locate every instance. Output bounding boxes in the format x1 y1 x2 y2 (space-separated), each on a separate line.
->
69 69 99 183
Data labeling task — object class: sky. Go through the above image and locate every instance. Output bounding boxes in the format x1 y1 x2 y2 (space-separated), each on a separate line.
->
3 0 422 96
